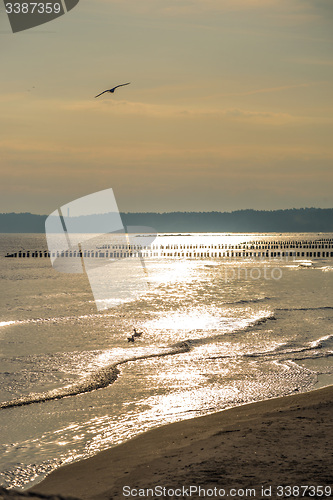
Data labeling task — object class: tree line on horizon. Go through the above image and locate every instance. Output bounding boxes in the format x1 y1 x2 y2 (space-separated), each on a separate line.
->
0 208 332 233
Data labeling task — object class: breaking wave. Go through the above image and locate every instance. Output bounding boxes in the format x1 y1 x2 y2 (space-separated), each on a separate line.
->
277 306 333 312
0 342 191 410
0 311 276 410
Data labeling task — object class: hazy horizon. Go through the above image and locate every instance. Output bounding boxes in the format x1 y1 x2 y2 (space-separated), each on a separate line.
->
1 206 333 216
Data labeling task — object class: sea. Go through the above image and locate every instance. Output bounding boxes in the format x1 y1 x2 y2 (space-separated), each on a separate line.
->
0 233 332 490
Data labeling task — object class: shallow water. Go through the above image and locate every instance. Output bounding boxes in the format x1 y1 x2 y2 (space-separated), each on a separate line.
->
0 233 332 489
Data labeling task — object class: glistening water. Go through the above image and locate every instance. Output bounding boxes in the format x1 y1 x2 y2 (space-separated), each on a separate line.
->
0 233 332 489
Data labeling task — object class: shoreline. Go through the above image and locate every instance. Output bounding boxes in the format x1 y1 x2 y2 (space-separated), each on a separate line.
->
26 385 333 500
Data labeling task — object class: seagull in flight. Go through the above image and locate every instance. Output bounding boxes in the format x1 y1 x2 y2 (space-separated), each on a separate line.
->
95 82 130 98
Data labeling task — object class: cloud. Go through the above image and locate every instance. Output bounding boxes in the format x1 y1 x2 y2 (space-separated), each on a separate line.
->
2 143 332 213
61 97 298 125
289 58 333 67
221 82 325 97
94 0 328 22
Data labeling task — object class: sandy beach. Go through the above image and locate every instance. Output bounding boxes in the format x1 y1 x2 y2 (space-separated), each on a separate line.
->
17 385 331 500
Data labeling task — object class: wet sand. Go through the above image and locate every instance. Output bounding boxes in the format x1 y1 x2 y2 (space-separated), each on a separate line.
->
26 385 332 500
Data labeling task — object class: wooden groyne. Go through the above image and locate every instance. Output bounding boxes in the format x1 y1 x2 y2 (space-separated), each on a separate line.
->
4 236 333 260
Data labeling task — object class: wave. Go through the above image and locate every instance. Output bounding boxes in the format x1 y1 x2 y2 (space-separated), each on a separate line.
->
173 312 277 351
0 366 120 410
0 321 16 328
246 334 333 358
226 297 272 306
0 301 276 331
309 334 333 349
297 261 314 268
0 342 191 410
251 313 276 325
294 352 333 362
209 333 333 362
0 312 275 409
0 311 118 329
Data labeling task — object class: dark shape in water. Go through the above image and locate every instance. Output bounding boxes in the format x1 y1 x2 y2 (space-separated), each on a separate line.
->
133 328 143 338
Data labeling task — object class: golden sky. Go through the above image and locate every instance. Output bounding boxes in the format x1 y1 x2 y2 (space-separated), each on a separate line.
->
1 0 332 213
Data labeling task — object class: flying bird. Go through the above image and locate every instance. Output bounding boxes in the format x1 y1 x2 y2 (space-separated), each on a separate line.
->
95 82 130 98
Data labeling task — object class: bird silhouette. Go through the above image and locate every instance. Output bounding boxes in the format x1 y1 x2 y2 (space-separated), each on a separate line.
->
95 83 130 98
127 335 135 343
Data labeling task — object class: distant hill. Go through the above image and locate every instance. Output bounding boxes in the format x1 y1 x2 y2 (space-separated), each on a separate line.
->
0 208 332 233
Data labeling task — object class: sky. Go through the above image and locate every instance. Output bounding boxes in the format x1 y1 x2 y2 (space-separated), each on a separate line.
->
0 0 332 214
